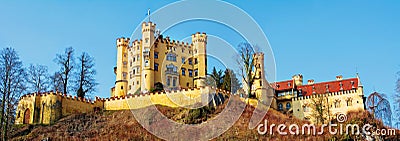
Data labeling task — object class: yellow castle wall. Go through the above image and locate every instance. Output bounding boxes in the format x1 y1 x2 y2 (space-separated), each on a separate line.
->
104 86 224 110
292 87 364 123
15 92 104 125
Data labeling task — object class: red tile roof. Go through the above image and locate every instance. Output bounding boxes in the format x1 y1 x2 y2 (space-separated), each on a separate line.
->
272 78 359 96
271 80 294 91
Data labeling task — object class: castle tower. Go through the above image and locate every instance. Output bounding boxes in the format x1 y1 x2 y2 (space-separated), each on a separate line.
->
192 32 207 88
253 53 266 99
114 37 130 97
292 74 303 86
141 22 156 91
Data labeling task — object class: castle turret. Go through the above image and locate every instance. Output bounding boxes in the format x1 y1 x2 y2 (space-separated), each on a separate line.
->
192 32 207 88
114 37 130 97
141 22 156 91
253 53 266 99
292 74 303 86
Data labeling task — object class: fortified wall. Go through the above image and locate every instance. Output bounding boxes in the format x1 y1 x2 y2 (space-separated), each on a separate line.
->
16 86 229 125
15 92 104 124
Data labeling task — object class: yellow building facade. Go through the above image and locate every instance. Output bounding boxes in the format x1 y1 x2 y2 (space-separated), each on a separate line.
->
112 22 207 97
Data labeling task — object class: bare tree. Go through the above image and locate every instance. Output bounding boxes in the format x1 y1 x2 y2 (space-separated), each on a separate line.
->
0 47 27 140
54 47 75 94
75 52 97 99
309 94 332 125
27 64 49 93
50 72 63 92
236 43 258 98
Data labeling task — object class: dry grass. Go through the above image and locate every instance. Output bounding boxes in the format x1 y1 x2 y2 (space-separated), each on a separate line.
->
10 97 400 141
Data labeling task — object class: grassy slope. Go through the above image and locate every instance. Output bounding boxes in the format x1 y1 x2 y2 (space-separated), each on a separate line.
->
10 97 400 141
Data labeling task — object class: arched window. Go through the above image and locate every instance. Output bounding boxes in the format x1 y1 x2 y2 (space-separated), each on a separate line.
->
347 99 352 106
334 100 341 108
286 102 291 110
278 103 283 111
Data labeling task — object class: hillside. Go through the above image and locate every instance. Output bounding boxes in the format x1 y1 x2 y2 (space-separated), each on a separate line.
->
10 97 400 140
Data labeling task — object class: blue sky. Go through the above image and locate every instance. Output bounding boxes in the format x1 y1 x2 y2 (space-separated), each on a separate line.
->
0 0 399 106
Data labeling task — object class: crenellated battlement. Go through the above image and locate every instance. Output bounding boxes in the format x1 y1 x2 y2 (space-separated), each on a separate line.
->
158 37 192 48
108 86 230 100
116 37 130 47
19 91 105 104
192 32 207 43
293 89 358 101
103 86 230 110
142 22 156 33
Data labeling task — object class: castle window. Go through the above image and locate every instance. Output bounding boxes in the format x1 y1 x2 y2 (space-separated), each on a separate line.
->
286 102 291 110
137 46 139 50
137 55 140 61
154 63 159 71
181 57 185 64
145 38 149 43
188 58 193 65
167 53 177 62
137 81 139 85
154 52 159 59
181 68 186 76
121 86 123 90
133 57 136 62
129 85 131 90
166 64 177 73
133 69 136 75
182 48 184 53
186 83 189 87
130 72 132 79
278 103 283 111
172 77 177 87
334 100 341 108
145 60 149 66
188 69 193 77
194 69 198 76
194 58 198 64
347 99 353 106
167 76 171 86
123 61 127 68
130 61 132 67
123 72 127 79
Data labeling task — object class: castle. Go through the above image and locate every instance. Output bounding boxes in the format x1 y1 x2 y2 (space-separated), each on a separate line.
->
112 22 207 97
15 21 364 125
272 74 365 123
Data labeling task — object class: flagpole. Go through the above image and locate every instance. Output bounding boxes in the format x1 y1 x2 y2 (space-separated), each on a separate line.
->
148 8 150 22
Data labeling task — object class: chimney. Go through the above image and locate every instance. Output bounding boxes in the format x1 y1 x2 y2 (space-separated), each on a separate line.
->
307 79 314 85
336 75 343 81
